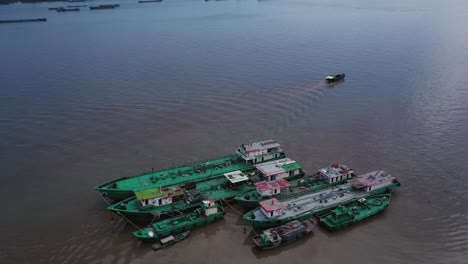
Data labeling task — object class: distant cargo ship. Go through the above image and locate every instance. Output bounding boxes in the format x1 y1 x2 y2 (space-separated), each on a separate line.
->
89 4 120 10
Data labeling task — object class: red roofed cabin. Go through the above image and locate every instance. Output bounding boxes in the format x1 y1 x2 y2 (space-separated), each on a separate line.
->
255 179 290 197
259 198 286 218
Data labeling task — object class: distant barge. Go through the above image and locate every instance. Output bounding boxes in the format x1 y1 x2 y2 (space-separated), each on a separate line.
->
89 4 120 10
139 0 162 3
0 18 47 23
57 8 80 12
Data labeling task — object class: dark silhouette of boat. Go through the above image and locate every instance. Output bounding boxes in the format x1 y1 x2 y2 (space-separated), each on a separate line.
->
0 18 47 23
326 73 346 83
252 219 317 249
139 0 162 3
57 7 80 12
89 4 120 10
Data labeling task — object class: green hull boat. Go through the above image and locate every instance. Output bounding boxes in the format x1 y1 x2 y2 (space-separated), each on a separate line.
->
108 177 254 224
235 174 344 209
133 201 225 243
236 163 356 209
95 140 286 201
316 194 391 231
244 170 400 229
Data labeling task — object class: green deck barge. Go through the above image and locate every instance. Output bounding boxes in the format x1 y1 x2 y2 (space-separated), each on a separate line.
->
107 176 255 224
95 155 253 201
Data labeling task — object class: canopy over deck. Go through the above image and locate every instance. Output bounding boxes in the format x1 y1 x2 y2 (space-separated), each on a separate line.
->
255 179 290 192
224 170 249 184
255 158 301 176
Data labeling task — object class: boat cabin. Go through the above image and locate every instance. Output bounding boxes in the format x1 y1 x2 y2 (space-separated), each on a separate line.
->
255 179 290 197
319 163 354 183
135 186 184 207
254 158 303 181
351 170 396 192
224 170 250 187
236 139 284 164
259 198 286 218
202 199 218 216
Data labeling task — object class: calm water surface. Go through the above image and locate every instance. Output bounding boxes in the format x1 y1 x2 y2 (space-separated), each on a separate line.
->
1 0 468 263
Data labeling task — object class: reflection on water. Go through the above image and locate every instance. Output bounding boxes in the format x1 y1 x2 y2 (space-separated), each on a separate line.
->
1 0 468 263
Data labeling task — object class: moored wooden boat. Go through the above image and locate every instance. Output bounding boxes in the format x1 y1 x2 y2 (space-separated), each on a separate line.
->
252 218 317 249
151 231 190 251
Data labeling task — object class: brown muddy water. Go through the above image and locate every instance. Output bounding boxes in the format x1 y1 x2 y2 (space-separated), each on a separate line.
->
1 0 468 263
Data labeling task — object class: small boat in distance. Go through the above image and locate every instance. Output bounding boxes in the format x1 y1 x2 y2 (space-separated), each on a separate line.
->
0 18 47 23
89 4 120 10
326 73 346 83
57 8 80 12
252 219 317 249
151 231 190 251
139 0 162 3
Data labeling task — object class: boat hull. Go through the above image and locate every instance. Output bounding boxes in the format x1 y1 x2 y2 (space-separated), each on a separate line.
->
317 194 391 231
246 211 314 229
94 155 252 201
252 219 317 249
235 174 348 209
151 231 190 251
133 210 225 242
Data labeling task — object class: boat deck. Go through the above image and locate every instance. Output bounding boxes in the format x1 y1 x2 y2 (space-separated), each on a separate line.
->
250 183 368 221
97 155 253 191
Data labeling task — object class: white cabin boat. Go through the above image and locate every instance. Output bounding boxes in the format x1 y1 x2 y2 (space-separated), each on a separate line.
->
254 158 303 181
318 163 354 183
236 139 284 164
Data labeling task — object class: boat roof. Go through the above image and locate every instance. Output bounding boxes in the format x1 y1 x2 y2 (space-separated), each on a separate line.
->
255 158 301 176
259 198 285 212
134 186 184 201
351 170 395 188
319 163 352 178
255 179 290 192
224 170 249 183
160 235 175 244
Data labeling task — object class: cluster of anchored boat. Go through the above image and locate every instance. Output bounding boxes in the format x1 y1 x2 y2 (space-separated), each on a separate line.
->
94 139 400 250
